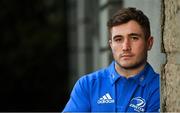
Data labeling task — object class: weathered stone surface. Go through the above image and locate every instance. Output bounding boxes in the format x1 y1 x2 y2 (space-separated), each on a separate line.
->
165 63 180 111
162 0 180 112
163 0 180 53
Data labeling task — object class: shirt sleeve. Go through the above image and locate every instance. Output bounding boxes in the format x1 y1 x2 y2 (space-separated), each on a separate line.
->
63 77 90 112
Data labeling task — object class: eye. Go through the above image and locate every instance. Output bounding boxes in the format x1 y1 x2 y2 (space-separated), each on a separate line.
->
131 36 139 41
115 39 122 42
114 37 123 42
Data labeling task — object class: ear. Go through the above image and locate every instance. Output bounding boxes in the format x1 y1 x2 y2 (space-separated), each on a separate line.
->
147 36 154 50
109 39 112 49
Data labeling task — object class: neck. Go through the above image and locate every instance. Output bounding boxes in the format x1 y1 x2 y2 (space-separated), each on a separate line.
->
115 62 147 78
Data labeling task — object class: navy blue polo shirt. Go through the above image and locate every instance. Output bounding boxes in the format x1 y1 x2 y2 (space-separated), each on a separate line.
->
63 61 160 112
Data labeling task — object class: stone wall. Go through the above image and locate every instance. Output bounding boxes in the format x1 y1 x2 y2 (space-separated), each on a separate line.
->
162 0 180 111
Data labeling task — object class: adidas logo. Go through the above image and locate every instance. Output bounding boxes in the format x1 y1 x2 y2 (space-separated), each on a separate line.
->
97 93 115 104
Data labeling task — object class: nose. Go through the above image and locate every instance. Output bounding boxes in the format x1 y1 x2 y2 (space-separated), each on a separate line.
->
122 38 131 51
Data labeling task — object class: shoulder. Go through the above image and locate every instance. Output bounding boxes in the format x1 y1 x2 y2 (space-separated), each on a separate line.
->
144 63 160 86
149 73 160 94
144 65 160 98
144 69 160 111
77 67 109 86
70 67 110 97
147 69 160 89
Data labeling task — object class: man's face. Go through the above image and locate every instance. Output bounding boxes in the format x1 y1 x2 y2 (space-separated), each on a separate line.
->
109 20 153 69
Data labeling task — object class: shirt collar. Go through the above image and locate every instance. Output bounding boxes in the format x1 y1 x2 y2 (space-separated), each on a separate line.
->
107 61 153 86
107 61 121 85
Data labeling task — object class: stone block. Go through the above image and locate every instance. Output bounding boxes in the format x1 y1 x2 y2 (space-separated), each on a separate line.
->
164 63 180 111
163 0 180 53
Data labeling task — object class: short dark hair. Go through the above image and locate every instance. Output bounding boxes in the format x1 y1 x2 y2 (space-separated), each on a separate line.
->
107 7 151 40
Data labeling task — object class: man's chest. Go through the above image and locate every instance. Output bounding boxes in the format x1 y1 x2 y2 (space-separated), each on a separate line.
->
90 79 148 112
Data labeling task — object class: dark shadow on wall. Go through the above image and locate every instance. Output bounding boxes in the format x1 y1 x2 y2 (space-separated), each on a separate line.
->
0 0 69 111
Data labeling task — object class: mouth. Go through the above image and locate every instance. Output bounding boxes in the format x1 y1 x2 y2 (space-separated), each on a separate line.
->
121 54 134 59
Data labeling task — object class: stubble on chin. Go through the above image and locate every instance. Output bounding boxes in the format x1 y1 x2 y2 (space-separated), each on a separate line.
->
115 58 146 70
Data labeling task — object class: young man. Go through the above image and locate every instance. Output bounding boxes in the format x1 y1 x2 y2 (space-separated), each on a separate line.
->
63 7 160 112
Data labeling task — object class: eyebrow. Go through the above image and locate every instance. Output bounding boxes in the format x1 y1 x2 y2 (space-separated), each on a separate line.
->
112 33 142 39
128 33 142 37
113 35 123 40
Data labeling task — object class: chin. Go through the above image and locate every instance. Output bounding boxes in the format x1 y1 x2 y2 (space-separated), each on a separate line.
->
116 61 145 70
121 65 136 69
120 62 134 68
116 62 134 69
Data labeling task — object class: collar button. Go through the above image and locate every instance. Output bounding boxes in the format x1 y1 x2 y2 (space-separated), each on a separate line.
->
111 74 115 79
140 76 144 81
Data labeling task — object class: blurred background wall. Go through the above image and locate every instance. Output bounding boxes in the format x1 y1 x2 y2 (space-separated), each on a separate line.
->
0 0 169 112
